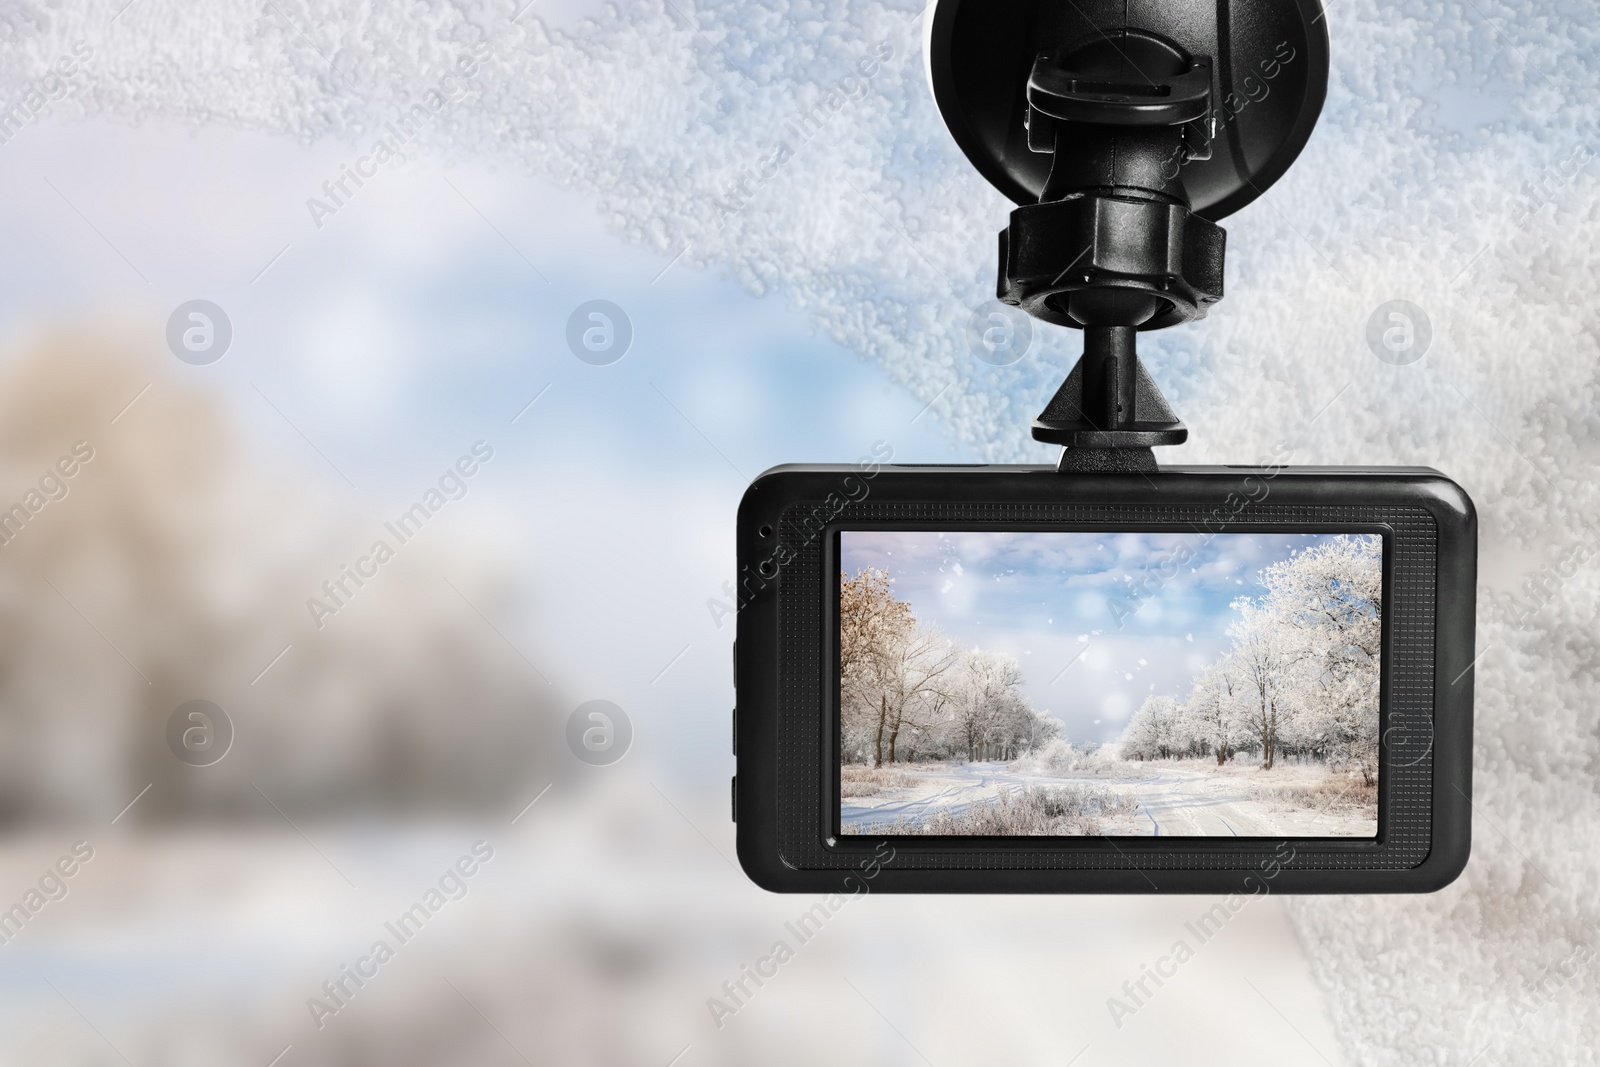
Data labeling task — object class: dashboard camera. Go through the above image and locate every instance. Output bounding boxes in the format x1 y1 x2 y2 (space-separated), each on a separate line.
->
733 0 1477 893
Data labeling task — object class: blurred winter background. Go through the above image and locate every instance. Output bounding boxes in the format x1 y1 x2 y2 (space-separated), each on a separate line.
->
0 0 1595 1064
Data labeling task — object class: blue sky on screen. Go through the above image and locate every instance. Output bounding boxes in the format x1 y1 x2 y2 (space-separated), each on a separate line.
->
841 531 1369 743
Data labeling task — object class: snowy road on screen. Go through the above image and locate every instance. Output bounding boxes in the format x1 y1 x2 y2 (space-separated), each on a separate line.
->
842 761 1375 838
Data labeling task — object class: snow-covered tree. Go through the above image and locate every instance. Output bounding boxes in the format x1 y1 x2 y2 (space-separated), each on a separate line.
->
1106 537 1381 774
863 619 960 766
839 568 915 764
1255 536 1383 781
1227 602 1304 770
840 569 912 707
1183 658 1250 765
1028 709 1063 751
944 648 1014 761
982 686 1038 761
1257 535 1382 658
1120 695 1183 761
840 609 1056 766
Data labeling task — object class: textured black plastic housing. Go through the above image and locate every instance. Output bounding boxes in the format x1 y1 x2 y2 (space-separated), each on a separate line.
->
734 465 1476 894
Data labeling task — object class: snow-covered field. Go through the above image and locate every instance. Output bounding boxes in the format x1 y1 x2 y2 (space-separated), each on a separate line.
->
842 759 1377 838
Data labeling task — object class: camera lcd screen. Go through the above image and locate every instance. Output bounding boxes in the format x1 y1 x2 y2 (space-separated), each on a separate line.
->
837 531 1383 839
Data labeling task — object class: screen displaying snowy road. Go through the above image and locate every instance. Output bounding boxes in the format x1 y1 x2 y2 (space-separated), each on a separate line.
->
837 531 1383 838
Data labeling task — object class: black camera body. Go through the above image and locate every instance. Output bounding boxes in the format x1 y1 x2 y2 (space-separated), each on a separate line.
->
734 464 1475 893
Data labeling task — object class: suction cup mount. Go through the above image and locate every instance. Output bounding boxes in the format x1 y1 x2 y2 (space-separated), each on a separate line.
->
928 0 1329 470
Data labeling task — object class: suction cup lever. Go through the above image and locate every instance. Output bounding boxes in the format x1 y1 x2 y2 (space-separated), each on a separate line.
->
1027 51 1212 128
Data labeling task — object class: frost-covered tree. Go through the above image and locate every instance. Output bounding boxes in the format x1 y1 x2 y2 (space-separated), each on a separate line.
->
868 622 959 766
839 569 916 763
1228 603 1304 770
1255 536 1383 781
946 648 1017 761
840 569 912 708
983 686 1037 761
1028 709 1063 751
1120 695 1183 761
837 572 1061 766
1257 535 1382 656
1183 658 1250 765
1108 537 1381 773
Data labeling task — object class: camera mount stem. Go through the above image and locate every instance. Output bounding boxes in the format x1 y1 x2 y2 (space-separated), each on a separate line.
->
1000 31 1222 472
